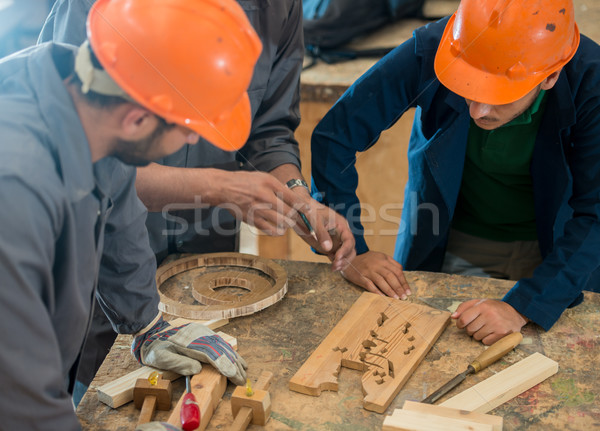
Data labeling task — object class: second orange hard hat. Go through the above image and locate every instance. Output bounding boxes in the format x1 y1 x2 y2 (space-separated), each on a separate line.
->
434 0 580 105
87 0 262 151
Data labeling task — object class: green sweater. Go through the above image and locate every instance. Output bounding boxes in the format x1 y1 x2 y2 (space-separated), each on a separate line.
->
453 90 547 242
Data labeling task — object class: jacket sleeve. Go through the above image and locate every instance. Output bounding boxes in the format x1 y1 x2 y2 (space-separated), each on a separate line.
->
94 159 160 334
310 37 425 254
504 69 600 330
238 0 303 172
0 174 81 431
37 0 90 45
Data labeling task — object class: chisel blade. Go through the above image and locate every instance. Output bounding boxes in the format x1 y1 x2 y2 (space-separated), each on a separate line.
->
421 366 474 404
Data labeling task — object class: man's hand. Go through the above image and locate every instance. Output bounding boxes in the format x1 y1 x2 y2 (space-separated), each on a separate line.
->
340 251 410 299
289 195 356 271
212 170 306 236
131 317 247 385
452 299 528 345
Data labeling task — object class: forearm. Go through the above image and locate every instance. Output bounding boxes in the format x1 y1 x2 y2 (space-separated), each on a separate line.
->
135 163 230 212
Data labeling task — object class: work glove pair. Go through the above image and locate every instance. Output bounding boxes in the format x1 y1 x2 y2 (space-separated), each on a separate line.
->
131 316 247 386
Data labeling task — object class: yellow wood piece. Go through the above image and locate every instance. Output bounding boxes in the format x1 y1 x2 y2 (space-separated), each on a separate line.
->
400 401 502 431
440 352 558 413
289 292 451 413
167 365 227 431
382 409 494 431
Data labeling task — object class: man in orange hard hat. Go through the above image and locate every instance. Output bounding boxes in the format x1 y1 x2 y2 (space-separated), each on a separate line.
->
311 0 600 344
0 0 267 428
40 0 357 406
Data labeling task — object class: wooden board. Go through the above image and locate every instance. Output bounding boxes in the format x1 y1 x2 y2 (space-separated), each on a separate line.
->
167 365 227 431
440 352 559 413
97 331 236 409
398 401 503 431
289 292 451 413
157 253 288 320
382 409 494 431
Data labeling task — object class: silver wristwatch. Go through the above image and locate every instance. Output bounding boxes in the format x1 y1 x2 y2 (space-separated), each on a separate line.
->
286 178 310 192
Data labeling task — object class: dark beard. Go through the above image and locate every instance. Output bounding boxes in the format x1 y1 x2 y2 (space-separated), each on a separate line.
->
111 117 175 166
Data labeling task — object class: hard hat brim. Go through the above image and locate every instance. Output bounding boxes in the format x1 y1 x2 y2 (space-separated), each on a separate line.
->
434 15 580 105
187 92 252 152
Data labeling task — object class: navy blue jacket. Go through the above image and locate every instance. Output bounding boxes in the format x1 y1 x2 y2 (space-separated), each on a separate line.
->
312 18 600 330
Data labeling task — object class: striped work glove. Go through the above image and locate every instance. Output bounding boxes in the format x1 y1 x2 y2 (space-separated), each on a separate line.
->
132 317 247 385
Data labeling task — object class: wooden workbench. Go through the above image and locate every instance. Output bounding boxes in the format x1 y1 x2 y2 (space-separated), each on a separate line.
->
78 260 599 430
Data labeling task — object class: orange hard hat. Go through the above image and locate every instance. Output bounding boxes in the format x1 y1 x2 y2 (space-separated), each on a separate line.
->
434 0 580 105
87 0 262 151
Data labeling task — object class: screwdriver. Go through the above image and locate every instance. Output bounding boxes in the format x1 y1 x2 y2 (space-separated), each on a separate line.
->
180 375 200 431
422 332 523 404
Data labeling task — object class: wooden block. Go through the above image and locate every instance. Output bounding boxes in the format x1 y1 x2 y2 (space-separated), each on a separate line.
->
133 375 172 425
382 409 494 431
167 365 227 431
133 376 172 410
96 330 235 408
231 388 271 426
230 371 273 431
400 401 502 431
289 292 450 413
440 352 558 413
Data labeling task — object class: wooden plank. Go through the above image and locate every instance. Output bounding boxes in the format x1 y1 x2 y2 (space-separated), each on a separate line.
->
382 409 494 431
97 331 236 409
166 365 227 431
289 292 451 413
440 352 558 413
400 401 502 431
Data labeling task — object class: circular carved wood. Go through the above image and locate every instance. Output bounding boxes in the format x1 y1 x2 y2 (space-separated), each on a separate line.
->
156 252 288 320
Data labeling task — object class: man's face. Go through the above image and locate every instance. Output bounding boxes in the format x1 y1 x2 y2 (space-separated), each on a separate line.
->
465 85 542 130
112 118 199 166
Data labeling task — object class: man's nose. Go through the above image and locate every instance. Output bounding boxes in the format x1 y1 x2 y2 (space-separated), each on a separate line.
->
468 101 493 119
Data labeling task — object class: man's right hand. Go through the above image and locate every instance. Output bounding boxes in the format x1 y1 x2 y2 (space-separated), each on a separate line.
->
340 251 411 299
208 170 307 236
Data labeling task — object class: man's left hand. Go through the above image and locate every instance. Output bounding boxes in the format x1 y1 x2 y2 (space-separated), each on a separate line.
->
452 299 528 345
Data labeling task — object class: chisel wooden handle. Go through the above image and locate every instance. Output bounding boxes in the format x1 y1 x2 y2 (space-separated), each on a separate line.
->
470 332 523 373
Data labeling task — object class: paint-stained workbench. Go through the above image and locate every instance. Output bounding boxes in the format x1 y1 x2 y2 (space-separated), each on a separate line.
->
78 260 599 430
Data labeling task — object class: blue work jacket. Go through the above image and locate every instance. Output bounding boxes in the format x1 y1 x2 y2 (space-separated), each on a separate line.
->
312 18 600 331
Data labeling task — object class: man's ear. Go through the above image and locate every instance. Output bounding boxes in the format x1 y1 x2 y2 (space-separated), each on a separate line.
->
540 69 562 91
119 105 156 140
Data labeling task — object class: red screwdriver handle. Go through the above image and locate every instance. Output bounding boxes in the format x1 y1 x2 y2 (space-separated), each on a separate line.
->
180 392 200 431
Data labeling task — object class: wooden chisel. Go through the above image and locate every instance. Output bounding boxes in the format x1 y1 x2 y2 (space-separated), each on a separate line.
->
422 332 523 404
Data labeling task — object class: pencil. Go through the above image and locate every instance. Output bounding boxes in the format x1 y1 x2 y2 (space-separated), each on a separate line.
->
299 212 319 242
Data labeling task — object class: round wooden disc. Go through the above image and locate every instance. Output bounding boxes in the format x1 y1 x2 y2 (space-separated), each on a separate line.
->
156 252 288 320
